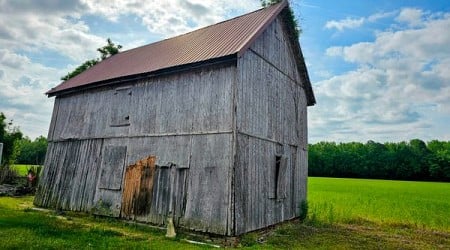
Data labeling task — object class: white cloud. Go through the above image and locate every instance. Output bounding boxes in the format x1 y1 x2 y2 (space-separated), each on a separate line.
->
367 11 397 22
325 11 396 31
396 8 423 27
0 49 63 138
325 47 343 57
0 1 105 62
81 0 260 37
311 9 450 142
325 17 364 31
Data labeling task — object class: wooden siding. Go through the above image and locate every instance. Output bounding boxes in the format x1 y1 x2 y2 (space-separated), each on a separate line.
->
37 133 233 235
234 136 305 234
125 134 234 234
234 17 308 234
34 139 103 211
249 17 303 87
38 64 236 235
48 65 234 142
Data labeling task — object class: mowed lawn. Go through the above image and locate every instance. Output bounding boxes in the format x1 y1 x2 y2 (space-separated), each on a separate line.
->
0 177 449 249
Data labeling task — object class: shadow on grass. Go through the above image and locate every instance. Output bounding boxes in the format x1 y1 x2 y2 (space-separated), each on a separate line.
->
240 219 450 249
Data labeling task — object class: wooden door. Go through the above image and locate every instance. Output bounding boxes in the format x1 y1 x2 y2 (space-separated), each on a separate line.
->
121 156 157 220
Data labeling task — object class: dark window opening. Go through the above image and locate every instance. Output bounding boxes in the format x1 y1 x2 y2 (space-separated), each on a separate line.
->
270 154 287 200
274 155 282 199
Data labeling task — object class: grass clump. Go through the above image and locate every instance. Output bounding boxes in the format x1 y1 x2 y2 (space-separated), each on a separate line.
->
299 199 308 221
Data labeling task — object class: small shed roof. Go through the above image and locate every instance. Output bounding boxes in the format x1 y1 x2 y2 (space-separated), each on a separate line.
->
48 1 315 105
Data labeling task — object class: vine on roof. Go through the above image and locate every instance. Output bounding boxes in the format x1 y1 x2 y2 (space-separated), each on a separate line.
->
261 0 301 40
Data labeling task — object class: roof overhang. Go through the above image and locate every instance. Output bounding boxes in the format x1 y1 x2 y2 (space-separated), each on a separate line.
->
47 54 237 97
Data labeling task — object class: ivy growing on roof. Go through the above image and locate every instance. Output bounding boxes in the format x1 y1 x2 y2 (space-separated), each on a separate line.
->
261 0 301 39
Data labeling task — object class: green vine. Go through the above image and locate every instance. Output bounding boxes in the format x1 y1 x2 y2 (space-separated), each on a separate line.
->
261 0 301 39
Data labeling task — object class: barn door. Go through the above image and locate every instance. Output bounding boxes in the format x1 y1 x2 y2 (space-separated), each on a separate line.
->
121 156 189 224
149 165 189 225
93 145 127 217
121 156 157 220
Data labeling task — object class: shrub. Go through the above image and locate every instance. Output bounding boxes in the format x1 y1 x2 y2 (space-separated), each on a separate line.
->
0 165 19 184
299 200 308 221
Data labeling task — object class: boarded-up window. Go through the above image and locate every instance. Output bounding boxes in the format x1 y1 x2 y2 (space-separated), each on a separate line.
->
270 154 287 199
99 146 127 190
110 87 132 127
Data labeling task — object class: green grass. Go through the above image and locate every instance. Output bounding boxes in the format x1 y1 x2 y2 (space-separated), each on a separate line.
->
0 178 449 249
10 164 42 176
308 177 450 231
0 196 209 249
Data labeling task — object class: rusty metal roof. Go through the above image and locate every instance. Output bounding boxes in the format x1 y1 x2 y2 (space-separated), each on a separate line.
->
47 1 315 105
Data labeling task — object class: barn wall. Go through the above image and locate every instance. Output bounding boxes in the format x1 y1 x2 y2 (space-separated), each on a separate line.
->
90 134 233 235
37 65 236 235
234 17 308 234
36 134 233 235
34 139 103 211
48 65 234 141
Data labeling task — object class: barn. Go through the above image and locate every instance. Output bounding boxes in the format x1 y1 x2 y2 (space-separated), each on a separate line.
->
35 1 316 236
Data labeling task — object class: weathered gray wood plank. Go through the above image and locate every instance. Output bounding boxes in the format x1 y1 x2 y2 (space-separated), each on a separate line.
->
34 140 103 212
51 66 234 141
234 15 309 235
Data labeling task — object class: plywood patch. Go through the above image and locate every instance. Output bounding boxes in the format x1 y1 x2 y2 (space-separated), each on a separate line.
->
121 156 156 219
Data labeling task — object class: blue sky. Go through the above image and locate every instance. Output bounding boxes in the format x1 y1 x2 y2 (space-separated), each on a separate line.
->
0 0 449 143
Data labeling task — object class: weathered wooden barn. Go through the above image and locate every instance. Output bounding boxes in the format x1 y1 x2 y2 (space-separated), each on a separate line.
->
35 1 315 236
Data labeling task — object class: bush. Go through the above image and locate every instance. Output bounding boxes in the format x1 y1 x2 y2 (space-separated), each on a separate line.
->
0 165 19 184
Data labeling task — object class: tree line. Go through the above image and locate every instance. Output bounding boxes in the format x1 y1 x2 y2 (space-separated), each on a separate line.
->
0 113 47 166
309 140 450 182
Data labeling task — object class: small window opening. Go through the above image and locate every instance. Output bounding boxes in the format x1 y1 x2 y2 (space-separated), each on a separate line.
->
274 155 282 199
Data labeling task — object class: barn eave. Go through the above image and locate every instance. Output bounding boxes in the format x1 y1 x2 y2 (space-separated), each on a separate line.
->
47 54 238 97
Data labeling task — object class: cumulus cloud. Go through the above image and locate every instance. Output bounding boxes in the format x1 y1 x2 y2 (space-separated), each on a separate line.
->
325 17 364 31
396 8 424 27
0 0 105 62
325 11 396 31
0 49 63 138
312 10 450 142
81 0 260 37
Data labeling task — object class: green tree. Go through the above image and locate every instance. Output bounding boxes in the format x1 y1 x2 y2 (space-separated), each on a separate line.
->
0 113 23 165
97 38 123 60
16 136 48 165
261 0 282 7
61 59 98 81
308 139 450 182
61 38 122 81
427 140 450 180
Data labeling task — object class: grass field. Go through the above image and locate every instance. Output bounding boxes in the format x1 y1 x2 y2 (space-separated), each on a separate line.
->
308 177 450 231
0 177 448 249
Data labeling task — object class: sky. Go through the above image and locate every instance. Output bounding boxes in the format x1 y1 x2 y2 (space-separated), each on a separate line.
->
0 0 449 143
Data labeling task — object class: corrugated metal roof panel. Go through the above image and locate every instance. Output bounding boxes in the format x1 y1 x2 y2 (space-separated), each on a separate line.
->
47 2 287 95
